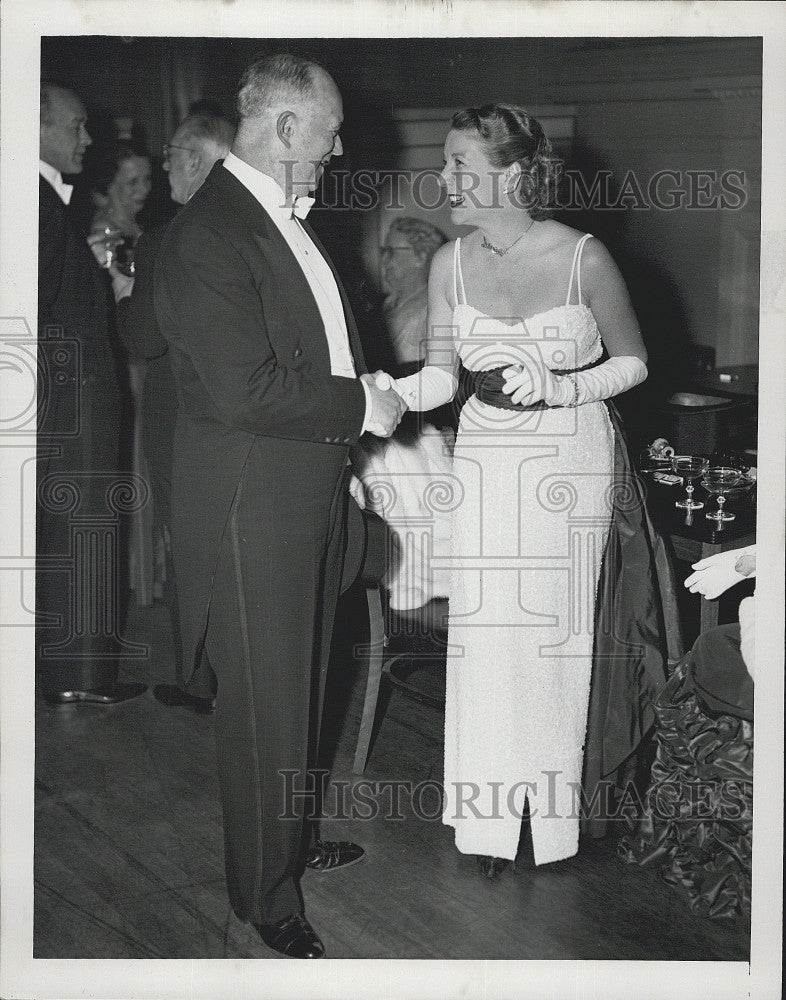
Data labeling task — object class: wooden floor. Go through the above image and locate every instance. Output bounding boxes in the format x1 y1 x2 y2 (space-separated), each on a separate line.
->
34 588 750 961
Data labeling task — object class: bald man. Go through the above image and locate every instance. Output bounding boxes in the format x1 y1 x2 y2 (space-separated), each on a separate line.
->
154 54 405 957
116 113 236 716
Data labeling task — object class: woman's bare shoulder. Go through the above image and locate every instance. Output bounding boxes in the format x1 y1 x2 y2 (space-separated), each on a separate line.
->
539 218 594 249
429 239 456 285
577 233 621 285
541 221 617 277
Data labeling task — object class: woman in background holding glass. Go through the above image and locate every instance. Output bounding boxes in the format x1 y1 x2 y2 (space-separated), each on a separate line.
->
89 139 154 602
90 140 152 279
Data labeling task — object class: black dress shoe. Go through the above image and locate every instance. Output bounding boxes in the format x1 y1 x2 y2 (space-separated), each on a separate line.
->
153 683 215 715
305 840 365 872
43 682 147 706
476 855 511 879
255 914 325 958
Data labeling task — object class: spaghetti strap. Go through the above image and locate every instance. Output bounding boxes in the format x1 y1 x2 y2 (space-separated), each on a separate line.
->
453 238 467 306
565 233 593 306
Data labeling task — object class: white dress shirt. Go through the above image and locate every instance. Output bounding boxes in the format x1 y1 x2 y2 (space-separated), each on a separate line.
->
222 152 371 429
39 159 73 204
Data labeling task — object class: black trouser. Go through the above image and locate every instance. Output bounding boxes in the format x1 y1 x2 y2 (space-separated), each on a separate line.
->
203 443 348 924
143 354 215 701
36 365 127 695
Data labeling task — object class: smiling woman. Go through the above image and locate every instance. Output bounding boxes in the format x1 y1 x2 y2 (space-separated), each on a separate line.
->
84 137 156 610
441 105 561 225
392 102 660 879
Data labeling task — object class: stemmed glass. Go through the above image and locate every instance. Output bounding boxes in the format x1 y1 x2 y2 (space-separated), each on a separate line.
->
709 451 750 474
114 236 136 277
702 466 743 522
97 226 122 269
671 455 710 510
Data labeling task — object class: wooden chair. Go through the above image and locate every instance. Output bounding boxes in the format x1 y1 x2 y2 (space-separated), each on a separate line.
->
340 508 388 774
346 508 447 773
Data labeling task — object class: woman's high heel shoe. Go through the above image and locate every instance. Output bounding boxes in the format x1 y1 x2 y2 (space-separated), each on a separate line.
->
476 855 510 879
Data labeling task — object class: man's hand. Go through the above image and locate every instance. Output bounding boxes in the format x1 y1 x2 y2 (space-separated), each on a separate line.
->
364 378 406 437
362 370 397 392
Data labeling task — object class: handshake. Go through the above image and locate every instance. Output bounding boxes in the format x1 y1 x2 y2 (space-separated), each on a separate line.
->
362 370 407 437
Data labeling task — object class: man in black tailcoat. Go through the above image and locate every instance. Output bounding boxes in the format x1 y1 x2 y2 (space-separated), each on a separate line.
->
37 82 146 706
115 112 236 715
154 54 405 958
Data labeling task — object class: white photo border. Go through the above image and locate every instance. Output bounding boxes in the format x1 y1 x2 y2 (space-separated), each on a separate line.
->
1 2 783 998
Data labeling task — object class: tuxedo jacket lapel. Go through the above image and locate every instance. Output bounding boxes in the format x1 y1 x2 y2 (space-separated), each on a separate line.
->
250 229 326 352
206 163 366 376
208 165 326 355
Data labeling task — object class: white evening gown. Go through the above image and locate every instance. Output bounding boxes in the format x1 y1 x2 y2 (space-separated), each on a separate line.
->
442 234 615 864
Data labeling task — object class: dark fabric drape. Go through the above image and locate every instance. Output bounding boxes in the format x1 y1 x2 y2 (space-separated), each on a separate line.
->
618 623 753 922
581 401 684 837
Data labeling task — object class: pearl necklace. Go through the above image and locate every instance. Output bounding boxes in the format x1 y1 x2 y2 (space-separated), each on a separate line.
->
481 219 535 256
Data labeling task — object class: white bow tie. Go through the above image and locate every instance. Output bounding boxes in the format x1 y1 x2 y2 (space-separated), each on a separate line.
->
291 196 315 220
54 176 74 205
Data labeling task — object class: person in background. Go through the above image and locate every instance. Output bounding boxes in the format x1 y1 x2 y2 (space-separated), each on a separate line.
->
116 112 236 715
85 140 155 613
620 545 756 921
37 81 147 705
353 216 454 617
89 140 152 278
87 140 154 363
684 544 756 682
379 217 447 369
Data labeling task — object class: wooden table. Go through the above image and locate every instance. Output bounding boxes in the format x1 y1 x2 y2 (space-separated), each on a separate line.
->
643 471 756 633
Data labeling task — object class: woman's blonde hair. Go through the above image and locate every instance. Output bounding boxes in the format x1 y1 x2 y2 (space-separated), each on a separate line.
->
451 104 562 220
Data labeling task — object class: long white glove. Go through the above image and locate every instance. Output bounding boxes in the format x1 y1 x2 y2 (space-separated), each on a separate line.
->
371 366 457 412
503 354 647 407
684 545 756 600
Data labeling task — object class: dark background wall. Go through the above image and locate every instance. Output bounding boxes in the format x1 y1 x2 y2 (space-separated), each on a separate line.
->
41 35 762 424
42 37 564 135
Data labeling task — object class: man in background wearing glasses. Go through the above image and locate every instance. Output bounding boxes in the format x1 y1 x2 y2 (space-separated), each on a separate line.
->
115 112 235 715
